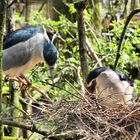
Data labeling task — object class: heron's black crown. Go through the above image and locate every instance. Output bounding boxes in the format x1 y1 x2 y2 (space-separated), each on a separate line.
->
86 67 106 84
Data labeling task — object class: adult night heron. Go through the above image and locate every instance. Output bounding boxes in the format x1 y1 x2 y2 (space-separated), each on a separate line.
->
86 67 134 107
3 26 58 80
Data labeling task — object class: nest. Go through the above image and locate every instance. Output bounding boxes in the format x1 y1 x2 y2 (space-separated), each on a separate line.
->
45 95 140 140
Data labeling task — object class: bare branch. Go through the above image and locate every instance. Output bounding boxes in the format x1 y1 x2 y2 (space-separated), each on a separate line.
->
7 0 16 9
38 0 47 12
1 120 49 136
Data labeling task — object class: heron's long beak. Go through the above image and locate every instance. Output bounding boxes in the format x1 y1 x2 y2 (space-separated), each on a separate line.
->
49 65 55 85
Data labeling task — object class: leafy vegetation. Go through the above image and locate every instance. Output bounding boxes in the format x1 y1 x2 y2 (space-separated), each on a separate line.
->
1 0 140 139
2 0 140 108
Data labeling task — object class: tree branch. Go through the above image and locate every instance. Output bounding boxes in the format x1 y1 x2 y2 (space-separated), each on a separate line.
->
114 8 140 70
7 0 16 9
38 0 47 12
1 120 49 136
74 0 88 81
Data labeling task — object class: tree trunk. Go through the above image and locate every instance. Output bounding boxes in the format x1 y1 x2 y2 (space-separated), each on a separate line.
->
25 0 30 25
21 88 32 138
6 0 15 33
6 1 19 137
11 88 20 137
131 0 140 10
92 0 101 31
47 0 75 22
123 0 129 17
74 0 88 84
8 81 20 137
0 0 6 138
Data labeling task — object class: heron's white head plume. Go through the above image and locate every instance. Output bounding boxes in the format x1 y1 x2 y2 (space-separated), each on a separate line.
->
43 26 50 41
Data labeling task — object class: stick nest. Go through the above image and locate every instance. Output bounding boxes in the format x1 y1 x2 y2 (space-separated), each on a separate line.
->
43 95 140 140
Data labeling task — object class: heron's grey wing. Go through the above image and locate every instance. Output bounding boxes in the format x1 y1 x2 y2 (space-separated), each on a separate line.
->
3 41 32 71
3 26 43 49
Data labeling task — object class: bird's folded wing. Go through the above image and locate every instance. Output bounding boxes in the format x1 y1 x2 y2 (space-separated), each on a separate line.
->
3 40 32 71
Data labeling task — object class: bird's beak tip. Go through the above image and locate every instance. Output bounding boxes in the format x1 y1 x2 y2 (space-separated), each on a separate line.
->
49 65 55 85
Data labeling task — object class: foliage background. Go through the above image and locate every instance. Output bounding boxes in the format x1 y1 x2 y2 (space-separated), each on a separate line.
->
1 0 140 139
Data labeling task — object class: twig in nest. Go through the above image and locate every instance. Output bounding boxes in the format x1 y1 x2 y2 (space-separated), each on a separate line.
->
75 113 102 139
132 124 140 140
117 106 140 124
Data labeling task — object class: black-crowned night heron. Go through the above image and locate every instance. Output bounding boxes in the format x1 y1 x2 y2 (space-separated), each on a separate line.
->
86 67 134 107
3 26 58 81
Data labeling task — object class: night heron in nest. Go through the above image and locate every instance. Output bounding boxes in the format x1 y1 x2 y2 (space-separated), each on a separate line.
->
86 67 134 108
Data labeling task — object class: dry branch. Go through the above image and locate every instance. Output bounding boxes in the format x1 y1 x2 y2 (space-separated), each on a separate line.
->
1 120 48 136
48 129 88 140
